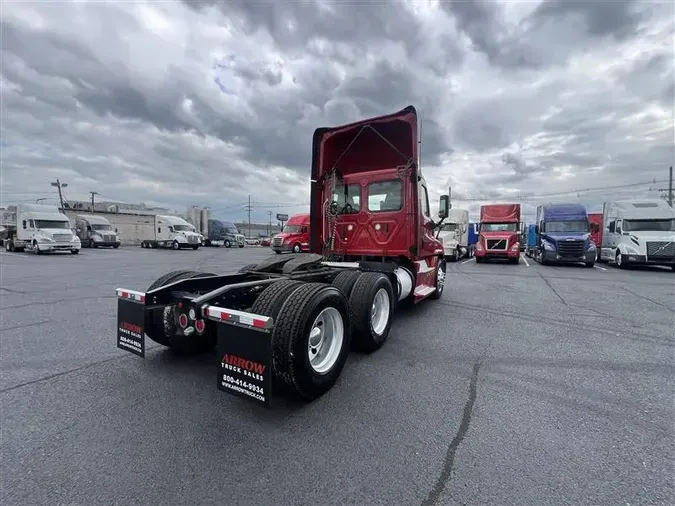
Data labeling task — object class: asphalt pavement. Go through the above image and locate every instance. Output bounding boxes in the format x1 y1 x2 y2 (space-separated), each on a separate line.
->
1 246 673 506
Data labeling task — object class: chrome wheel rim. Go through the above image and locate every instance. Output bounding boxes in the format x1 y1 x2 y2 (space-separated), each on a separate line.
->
437 264 446 292
308 307 344 374
371 288 391 335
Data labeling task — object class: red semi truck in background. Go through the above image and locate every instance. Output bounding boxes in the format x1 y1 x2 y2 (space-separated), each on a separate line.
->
587 212 603 261
272 213 310 254
475 203 522 264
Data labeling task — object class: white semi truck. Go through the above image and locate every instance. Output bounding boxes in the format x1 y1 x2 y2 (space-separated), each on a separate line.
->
140 215 202 250
599 199 675 270
1 204 81 254
437 208 471 261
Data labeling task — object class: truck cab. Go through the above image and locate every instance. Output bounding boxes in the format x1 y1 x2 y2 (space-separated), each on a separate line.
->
141 215 201 249
207 219 245 248
272 213 310 254
9 204 81 254
437 209 470 261
75 215 121 248
474 204 521 264
600 200 675 270
309 105 446 302
587 213 603 261
535 203 596 267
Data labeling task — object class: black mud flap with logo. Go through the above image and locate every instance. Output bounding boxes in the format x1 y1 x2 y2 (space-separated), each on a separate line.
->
116 288 147 358
205 305 273 407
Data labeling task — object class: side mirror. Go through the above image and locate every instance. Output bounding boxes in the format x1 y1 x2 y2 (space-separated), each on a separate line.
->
115 228 118 233
438 195 449 219
462 224 467 233
535 225 539 235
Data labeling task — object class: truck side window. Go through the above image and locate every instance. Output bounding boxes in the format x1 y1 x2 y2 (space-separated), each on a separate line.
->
608 221 615 233
29 219 34 228
332 184 360 213
421 185 430 217
368 180 403 212
22 220 27 229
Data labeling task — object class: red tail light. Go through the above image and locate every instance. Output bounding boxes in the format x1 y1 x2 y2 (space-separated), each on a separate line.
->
195 319 206 334
178 313 188 328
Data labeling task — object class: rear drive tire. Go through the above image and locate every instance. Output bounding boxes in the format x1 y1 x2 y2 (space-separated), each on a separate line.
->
331 270 361 298
271 283 351 400
192 245 199 250
348 272 395 352
585 261 595 268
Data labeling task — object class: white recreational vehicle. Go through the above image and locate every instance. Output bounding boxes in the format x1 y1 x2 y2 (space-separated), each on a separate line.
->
437 208 471 261
599 200 675 270
1 204 81 254
140 215 202 250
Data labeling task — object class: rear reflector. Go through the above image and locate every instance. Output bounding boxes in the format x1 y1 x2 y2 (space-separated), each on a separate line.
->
203 305 273 330
116 288 146 303
178 313 188 328
195 319 206 333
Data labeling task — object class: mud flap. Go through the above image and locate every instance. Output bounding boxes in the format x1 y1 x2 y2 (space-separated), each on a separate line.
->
116 288 147 358
205 306 274 407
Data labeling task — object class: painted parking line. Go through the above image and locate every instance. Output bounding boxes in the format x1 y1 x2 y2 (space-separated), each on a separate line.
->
594 265 607 271
522 256 530 267
461 258 475 265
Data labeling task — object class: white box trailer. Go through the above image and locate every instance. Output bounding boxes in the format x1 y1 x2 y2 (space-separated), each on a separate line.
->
140 215 202 250
437 208 471 261
599 199 675 270
1 204 81 254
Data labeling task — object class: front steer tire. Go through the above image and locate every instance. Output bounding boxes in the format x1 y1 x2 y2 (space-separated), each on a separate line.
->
348 272 395 353
271 283 351 400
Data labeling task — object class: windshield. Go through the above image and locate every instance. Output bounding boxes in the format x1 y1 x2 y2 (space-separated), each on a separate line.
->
623 219 675 232
92 224 113 231
282 225 302 233
482 223 517 232
545 220 589 233
35 220 70 229
172 225 193 231
440 223 459 232
225 227 239 235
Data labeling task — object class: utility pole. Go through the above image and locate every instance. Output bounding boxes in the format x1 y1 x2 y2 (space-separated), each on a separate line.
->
50 179 67 210
656 166 674 207
247 195 251 238
89 191 100 213
267 210 272 237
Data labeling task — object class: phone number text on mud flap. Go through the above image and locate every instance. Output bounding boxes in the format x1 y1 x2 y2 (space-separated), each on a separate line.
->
222 374 264 394
119 335 141 351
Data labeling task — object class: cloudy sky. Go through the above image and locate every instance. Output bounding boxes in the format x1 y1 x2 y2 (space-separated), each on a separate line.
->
1 0 673 223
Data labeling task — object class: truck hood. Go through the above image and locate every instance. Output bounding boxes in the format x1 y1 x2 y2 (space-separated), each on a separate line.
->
542 232 590 243
37 228 76 239
480 231 516 240
311 105 418 181
275 232 303 239
623 231 675 241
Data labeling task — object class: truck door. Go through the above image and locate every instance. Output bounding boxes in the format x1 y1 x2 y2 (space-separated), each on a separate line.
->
418 181 437 258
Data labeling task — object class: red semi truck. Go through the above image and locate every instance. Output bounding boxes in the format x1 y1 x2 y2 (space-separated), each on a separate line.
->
587 212 603 261
475 203 522 264
271 213 310 254
115 105 450 406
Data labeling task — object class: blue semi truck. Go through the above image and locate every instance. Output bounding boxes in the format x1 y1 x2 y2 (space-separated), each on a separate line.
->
467 222 478 257
534 203 596 267
526 224 537 257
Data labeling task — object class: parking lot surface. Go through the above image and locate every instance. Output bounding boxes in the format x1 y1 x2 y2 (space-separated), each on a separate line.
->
1 247 673 506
